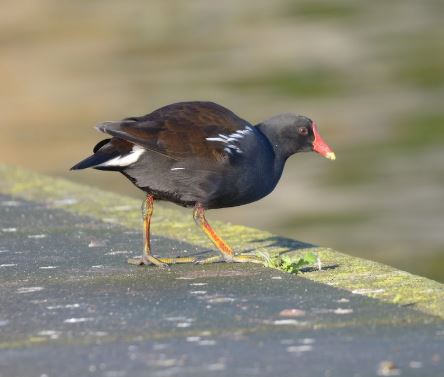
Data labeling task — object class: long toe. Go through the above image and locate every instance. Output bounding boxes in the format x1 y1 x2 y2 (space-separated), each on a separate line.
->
127 255 171 269
194 255 223 265
145 255 171 269
231 254 265 264
127 257 145 266
158 256 197 264
194 254 264 265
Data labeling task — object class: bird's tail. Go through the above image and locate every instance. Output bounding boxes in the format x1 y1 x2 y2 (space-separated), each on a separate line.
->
70 138 135 171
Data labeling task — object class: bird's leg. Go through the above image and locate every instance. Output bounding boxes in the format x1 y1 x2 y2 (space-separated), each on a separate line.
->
128 195 196 268
193 203 264 265
193 204 234 261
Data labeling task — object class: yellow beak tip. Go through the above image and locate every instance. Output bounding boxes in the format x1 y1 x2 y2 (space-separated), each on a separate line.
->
326 152 336 161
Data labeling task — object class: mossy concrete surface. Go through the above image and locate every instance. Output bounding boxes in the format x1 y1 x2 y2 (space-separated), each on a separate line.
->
1 192 443 377
1 164 443 319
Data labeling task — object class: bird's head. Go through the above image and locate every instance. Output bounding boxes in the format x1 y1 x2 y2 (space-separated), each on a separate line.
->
258 113 336 161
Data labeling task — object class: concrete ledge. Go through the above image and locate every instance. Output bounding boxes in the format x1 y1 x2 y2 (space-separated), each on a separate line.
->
1 164 443 319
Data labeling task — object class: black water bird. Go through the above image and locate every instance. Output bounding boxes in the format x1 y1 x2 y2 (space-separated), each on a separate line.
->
71 101 335 267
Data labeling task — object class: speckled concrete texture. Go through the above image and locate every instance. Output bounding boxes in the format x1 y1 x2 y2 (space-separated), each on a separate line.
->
1 165 443 318
1 166 444 377
1 193 443 377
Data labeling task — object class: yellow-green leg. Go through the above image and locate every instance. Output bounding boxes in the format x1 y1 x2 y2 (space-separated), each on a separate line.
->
127 194 196 268
192 204 264 265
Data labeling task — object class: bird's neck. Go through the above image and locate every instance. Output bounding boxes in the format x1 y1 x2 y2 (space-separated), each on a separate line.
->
255 123 288 180
257 122 292 159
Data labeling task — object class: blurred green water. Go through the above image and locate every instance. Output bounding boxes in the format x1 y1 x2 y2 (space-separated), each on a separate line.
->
1 0 443 281
224 68 346 98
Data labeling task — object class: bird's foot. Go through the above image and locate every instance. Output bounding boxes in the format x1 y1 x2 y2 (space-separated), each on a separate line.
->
230 254 265 264
194 255 224 265
127 255 197 269
194 253 265 265
127 255 170 269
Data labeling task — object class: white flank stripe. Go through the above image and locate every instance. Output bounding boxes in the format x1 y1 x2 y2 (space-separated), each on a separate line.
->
231 134 243 139
204 126 254 156
170 167 185 171
205 126 254 155
96 146 145 167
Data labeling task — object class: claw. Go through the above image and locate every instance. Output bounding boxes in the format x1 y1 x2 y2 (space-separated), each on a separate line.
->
127 257 145 266
127 256 170 269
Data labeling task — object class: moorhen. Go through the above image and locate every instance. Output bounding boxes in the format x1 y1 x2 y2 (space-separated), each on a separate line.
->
71 101 335 267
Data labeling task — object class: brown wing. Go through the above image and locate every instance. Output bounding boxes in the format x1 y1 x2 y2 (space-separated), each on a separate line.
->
95 101 251 162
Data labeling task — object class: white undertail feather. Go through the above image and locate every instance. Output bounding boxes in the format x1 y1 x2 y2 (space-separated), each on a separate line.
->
96 146 146 167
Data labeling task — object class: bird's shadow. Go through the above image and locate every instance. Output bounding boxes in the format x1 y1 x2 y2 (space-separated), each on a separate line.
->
157 235 312 258
242 235 339 271
242 235 313 255
154 234 339 271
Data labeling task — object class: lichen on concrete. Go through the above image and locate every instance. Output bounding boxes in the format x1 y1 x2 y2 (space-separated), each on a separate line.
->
1 164 443 319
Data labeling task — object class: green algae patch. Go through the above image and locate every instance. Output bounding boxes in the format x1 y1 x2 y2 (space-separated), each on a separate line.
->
1 164 444 319
304 248 444 318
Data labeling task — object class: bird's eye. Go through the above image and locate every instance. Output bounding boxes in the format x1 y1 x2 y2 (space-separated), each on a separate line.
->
298 127 309 136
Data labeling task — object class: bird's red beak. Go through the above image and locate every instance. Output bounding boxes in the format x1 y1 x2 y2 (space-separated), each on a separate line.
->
312 122 336 160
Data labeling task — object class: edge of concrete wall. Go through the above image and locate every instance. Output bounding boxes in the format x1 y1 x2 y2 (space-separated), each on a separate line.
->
1 164 443 319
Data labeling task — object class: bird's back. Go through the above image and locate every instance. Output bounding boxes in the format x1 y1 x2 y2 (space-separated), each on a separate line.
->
72 101 279 208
